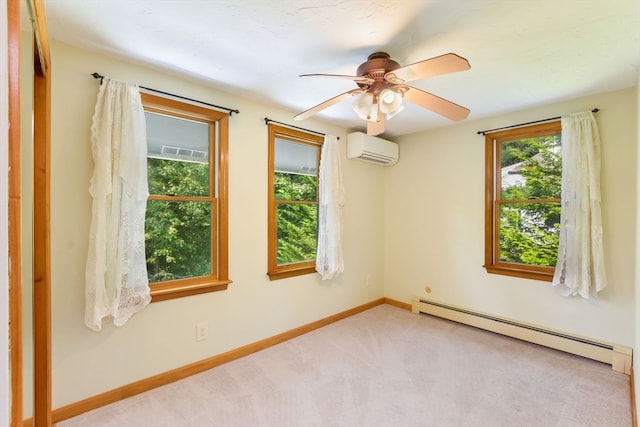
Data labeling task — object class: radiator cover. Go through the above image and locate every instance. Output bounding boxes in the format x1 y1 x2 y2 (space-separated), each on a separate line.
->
412 296 632 375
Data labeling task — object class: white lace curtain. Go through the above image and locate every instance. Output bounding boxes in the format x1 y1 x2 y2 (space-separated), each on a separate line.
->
85 77 151 331
552 111 606 298
316 134 346 280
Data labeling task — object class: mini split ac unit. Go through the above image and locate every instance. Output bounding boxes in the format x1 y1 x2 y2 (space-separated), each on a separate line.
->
347 132 399 165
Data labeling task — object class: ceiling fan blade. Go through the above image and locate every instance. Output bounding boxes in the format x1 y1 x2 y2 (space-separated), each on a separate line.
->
293 89 362 121
299 73 375 85
367 113 386 136
404 86 470 121
385 53 470 84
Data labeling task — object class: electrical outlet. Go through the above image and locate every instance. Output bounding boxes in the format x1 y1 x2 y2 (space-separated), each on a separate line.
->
196 321 209 342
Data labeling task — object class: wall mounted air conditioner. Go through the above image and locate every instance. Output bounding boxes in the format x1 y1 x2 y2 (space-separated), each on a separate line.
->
347 132 399 165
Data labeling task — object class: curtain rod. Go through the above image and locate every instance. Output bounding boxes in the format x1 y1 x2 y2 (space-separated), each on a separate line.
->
264 117 339 139
477 108 599 135
91 73 240 116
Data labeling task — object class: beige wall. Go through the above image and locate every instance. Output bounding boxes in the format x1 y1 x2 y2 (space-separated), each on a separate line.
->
384 87 637 346
46 40 386 411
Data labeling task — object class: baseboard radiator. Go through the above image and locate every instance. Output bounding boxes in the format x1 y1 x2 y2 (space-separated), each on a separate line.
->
412 296 632 375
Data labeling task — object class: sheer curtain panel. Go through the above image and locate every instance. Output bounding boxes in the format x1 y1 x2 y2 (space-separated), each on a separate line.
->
552 111 606 298
85 77 151 331
316 135 346 280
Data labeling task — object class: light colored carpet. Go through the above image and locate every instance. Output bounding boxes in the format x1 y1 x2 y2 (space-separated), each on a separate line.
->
56 304 632 427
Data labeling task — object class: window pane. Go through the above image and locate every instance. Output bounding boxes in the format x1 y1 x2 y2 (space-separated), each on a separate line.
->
147 158 209 197
145 200 212 282
146 111 210 197
274 172 318 201
501 134 561 200
274 138 318 198
498 202 560 267
276 202 318 265
146 111 209 161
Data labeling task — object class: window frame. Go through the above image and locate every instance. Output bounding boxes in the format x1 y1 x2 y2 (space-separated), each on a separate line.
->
484 121 562 282
267 124 323 280
141 92 230 301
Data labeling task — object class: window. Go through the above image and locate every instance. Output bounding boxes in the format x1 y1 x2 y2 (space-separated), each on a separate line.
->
484 121 562 281
141 93 230 301
267 124 323 280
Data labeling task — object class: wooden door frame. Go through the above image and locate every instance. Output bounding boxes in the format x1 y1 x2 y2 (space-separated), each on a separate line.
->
8 0 23 424
30 0 52 424
9 0 52 425
32 24 52 427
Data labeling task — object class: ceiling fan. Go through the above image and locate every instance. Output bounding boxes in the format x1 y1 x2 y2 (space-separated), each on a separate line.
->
293 52 471 136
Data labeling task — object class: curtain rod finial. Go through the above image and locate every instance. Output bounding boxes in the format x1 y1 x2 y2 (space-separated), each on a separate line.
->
91 72 104 84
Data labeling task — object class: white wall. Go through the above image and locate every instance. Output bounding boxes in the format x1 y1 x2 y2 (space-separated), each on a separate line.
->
1 3 11 425
384 87 637 346
45 40 386 411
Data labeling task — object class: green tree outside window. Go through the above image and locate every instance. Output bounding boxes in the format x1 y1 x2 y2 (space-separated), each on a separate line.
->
498 134 561 267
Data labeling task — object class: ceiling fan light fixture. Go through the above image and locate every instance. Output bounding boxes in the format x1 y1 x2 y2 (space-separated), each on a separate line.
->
352 92 378 121
385 104 404 120
378 88 403 115
297 52 470 134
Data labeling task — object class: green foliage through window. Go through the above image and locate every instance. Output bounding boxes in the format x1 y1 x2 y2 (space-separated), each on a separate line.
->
148 158 209 197
145 158 212 282
497 133 561 267
499 203 560 267
275 172 318 265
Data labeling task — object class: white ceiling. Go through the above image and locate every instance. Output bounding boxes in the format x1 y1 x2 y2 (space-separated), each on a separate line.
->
44 0 639 137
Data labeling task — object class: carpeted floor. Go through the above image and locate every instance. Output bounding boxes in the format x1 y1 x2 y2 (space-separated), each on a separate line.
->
56 304 632 426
